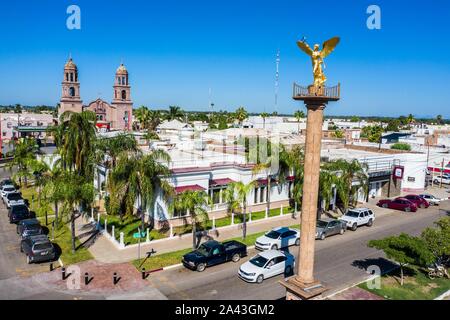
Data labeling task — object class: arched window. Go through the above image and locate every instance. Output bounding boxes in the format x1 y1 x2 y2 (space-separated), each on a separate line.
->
122 76 126 85
69 87 75 97
66 73 69 81
121 90 126 100
70 73 74 82
118 77 121 85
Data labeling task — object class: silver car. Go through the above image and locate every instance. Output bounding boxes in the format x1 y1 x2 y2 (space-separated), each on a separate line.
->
315 218 346 240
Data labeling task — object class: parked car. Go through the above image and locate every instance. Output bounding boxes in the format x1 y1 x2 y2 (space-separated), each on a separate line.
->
339 208 375 231
255 227 300 251
1 185 17 202
419 194 446 206
20 234 56 264
4 192 25 209
315 218 346 240
9 204 31 223
0 179 14 188
377 197 418 212
434 175 450 185
404 194 430 208
182 240 247 272
17 219 43 240
238 250 295 284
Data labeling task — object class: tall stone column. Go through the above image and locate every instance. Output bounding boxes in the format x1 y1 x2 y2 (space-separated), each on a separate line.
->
297 103 324 284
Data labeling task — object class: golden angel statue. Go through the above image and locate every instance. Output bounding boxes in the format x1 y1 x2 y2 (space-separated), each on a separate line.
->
297 37 340 87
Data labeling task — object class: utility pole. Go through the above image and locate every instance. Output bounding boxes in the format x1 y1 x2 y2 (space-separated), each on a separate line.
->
274 49 280 114
440 158 444 188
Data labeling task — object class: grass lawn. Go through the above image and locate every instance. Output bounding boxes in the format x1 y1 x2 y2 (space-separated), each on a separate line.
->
358 265 450 300
132 224 300 271
20 186 55 217
37 217 93 265
102 206 293 245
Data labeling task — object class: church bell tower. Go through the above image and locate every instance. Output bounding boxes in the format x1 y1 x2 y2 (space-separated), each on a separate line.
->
59 57 83 117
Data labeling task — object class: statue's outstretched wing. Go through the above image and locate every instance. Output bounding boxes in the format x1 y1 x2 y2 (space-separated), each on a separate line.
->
321 37 340 58
296 41 313 56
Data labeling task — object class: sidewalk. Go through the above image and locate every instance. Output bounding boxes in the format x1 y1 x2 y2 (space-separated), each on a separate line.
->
82 214 299 264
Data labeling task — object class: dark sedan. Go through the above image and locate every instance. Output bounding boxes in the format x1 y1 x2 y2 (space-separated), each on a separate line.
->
377 197 418 212
17 219 43 239
9 204 32 223
315 218 346 240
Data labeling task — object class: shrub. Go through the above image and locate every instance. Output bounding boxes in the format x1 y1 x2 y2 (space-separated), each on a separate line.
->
391 143 411 151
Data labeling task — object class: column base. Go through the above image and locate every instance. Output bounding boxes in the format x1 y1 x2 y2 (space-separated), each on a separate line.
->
279 276 328 300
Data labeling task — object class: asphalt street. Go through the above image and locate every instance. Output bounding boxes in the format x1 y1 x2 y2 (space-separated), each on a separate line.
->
146 203 449 300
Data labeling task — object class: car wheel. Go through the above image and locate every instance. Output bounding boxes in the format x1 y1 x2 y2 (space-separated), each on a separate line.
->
405 207 411 212
320 233 326 240
295 238 300 246
352 223 358 231
231 253 241 263
196 263 206 272
256 274 264 284
382 203 388 208
367 219 373 227
26 255 31 264
271 244 278 250
285 265 293 275
340 228 345 235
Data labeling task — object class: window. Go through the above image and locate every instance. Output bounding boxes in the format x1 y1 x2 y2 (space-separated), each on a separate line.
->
7 122 12 129
273 256 287 264
260 186 266 203
288 181 293 198
121 90 126 100
254 187 258 204
173 208 188 218
69 87 75 97
122 76 126 85
66 73 69 81
70 73 74 82
282 230 296 238
2 132 6 137
212 188 220 204
118 77 121 85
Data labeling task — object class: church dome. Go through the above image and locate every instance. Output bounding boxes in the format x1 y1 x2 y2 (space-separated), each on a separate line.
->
64 58 77 70
116 63 128 74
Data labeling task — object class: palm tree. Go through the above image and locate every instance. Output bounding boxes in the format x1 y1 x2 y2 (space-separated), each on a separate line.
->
106 149 172 227
58 171 95 253
96 133 139 168
148 110 162 131
134 106 151 130
223 181 255 239
166 106 184 121
172 190 210 249
279 145 304 209
436 115 443 125
51 111 97 179
28 158 51 224
294 110 306 133
260 112 269 129
9 138 38 187
234 107 248 127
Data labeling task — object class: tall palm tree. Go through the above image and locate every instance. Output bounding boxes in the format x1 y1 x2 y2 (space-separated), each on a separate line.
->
223 181 255 239
9 138 37 187
234 107 248 127
279 145 304 209
172 190 210 249
260 112 269 129
134 106 151 130
148 110 162 131
51 111 97 179
96 133 139 168
106 149 172 227
294 110 306 133
436 115 443 125
28 158 51 223
166 106 184 121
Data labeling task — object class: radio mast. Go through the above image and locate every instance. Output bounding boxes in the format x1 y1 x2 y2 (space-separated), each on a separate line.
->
275 49 280 114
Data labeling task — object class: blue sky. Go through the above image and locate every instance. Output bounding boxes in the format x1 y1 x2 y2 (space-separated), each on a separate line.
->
1 0 450 118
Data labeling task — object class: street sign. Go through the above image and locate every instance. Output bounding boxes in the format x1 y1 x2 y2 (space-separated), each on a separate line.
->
133 231 146 239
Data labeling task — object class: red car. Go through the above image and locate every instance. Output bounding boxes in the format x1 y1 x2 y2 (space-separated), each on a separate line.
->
377 197 418 212
404 194 430 208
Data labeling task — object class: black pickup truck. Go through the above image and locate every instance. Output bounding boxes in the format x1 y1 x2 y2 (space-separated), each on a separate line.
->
182 240 247 272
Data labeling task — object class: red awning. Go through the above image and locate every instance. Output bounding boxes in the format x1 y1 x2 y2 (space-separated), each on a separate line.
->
286 176 295 181
210 178 235 186
174 184 205 194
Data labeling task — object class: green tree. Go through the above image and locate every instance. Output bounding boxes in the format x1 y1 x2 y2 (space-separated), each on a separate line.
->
385 119 400 132
294 110 306 132
350 116 360 123
166 106 184 121
421 217 450 264
9 138 38 187
234 107 248 127
436 115 443 125
223 181 255 240
391 143 411 151
172 190 210 249
279 145 304 209
260 112 269 129
361 125 383 143
96 133 139 168
368 233 433 286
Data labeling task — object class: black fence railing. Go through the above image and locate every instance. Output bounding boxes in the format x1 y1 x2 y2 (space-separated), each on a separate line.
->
293 83 340 99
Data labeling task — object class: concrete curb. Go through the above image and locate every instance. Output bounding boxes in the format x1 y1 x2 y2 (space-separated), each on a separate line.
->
434 289 450 300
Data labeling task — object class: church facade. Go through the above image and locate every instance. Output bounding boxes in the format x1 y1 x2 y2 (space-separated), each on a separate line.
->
59 58 132 131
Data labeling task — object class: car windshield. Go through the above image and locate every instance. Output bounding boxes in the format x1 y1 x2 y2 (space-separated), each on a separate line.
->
7 193 22 200
249 255 269 268
316 220 328 228
197 244 211 256
265 230 281 239
345 211 360 218
4 187 15 192
34 243 52 251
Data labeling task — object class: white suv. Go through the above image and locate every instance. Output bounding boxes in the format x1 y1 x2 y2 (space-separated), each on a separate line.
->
1 185 17 202
339 208 375 231
433 175 450 185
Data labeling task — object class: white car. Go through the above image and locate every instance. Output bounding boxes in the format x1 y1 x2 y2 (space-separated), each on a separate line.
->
434 175 450 185
1 185 17 202
238 250 295 284
5 192 25 209
419 194 445 206
255 227 300 251
339 208 375 231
